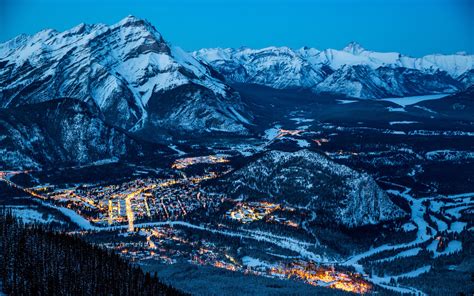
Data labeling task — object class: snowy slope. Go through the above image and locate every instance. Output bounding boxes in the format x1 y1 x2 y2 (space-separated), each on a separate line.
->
0 16 251 136
194 43 472 99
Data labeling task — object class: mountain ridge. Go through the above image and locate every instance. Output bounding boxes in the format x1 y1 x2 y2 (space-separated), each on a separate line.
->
194 44 473 99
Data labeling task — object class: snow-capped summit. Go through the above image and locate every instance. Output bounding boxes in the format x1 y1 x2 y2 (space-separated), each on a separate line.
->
115 14 147 26
194 45 473 98
0 16 251 138
342 41 365 55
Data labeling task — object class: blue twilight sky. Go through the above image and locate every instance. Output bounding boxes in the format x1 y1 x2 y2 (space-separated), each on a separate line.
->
0 0 472 56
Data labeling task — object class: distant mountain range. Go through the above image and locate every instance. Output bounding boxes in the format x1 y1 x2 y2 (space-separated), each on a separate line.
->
194 44 473 99
2 16 472 131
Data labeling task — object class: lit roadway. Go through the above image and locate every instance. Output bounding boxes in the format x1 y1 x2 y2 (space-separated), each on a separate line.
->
0 171 46 200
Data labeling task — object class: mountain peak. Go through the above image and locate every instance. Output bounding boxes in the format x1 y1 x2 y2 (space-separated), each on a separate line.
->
65 23 90 36
118 15 143 24
113 15 155 31
109 15 165 45
343 41 365 55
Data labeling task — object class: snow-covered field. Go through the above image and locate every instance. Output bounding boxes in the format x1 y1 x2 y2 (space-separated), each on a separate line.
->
290 117 314 124
294 139 310 148
337 99 358 104
386 106 407 112
374 247 422 263
242 256 274 269
263 126 281 141
35 201 97 230
389 121 418 125
9 206 61 224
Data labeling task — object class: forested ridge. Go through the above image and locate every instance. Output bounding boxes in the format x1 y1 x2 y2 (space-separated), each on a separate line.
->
0 211 184 296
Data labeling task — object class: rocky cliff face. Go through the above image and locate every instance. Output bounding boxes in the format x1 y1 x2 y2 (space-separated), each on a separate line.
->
219 150 405 227
0 16 251 138
0 98 157 170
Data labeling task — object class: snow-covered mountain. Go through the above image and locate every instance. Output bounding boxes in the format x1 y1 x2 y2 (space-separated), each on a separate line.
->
193 47 330 89
299 42 474 76
0 16 251 138
314 65 460 99
216 150 405 227
194 43 473 99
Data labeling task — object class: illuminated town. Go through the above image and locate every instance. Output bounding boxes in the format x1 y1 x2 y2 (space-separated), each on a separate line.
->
226 201 281 223
40 172 228 231
0 155 230 232
276 129 304 138
226 201 300 228
313 138 330 146
97 224 372 294
171 155 230 169
269 261 371 294
0 164 374 294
